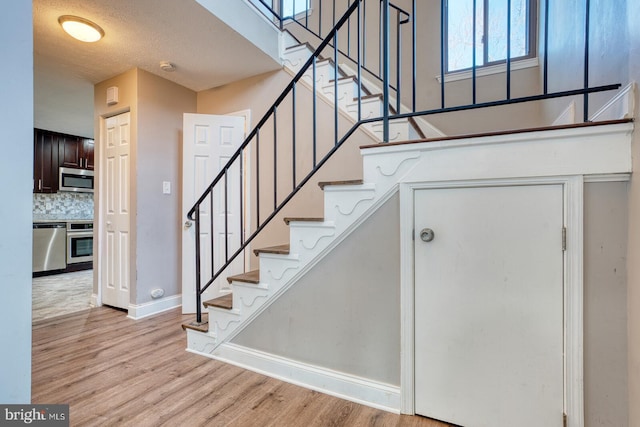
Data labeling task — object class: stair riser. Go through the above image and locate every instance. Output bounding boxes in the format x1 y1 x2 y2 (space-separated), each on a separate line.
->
301 61 340 89
288 223 337 261
322 80 363 109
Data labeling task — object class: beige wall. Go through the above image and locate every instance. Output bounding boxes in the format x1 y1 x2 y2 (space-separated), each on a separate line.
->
584 182 629 427
94 68 197 305
136 69 197 304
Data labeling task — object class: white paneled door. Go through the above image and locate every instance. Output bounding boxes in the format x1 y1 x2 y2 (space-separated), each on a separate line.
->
101 112 131 309
414 184 564 427
182 113 246 314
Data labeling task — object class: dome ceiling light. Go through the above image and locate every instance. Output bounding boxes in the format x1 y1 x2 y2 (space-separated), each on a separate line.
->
58 15 105 43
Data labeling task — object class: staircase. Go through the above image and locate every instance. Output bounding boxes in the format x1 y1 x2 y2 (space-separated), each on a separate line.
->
183 11 429 347
182 0 627 413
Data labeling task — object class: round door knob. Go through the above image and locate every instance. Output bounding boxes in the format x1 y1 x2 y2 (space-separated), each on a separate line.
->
420 228 435 242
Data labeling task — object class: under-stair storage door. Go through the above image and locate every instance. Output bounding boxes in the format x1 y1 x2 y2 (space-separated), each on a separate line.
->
414 184 564 427
101 112 131 310
182 113 246 314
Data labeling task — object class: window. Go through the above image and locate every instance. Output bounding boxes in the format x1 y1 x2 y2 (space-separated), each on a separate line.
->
446 0 536 73
282 0 310 18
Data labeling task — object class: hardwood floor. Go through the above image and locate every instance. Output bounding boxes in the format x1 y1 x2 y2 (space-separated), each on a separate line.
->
32 307 450 426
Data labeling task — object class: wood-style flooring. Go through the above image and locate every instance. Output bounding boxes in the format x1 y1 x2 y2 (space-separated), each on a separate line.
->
33 306 451 426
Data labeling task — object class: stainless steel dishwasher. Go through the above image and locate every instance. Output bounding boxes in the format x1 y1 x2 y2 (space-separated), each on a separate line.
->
33 223 67 272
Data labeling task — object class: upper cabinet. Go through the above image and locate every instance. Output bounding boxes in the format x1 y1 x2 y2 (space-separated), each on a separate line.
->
34 129 94 193
83 138 95 170
59 135 94 170
33 129 59 193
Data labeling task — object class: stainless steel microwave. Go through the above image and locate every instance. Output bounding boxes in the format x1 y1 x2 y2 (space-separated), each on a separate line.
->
59 167 94 193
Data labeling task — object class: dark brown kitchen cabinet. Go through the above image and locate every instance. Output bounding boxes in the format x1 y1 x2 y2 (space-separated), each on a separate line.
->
33 129 59 193
59 135 94 170
34 129 94 193
83 139 95 170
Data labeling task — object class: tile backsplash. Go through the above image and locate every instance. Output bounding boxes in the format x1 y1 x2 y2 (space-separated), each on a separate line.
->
33 192 94 219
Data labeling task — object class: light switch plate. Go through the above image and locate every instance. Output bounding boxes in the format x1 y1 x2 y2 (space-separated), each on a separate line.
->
162 181 171 195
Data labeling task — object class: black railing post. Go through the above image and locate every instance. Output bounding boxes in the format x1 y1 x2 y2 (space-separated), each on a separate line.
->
279 0 284 29
382 0 390 142
195 207 202 323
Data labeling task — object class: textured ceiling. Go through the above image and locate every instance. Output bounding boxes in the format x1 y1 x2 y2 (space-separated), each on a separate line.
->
33 0 282 137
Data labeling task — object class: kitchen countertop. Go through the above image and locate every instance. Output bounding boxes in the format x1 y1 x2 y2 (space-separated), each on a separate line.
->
33 215 93 223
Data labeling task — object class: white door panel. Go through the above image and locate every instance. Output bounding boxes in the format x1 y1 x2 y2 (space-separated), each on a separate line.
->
182 113 246 314
101 112 131 309
414 184 564 427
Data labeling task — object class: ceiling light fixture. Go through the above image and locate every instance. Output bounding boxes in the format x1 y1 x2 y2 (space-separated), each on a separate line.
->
58 15 105 43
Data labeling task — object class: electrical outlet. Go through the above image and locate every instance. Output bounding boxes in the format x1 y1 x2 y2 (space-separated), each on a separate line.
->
162 181 171 195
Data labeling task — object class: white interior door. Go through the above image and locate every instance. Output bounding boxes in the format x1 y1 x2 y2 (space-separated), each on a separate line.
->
182 113 246 314
414 184 564 427
101 112 131 310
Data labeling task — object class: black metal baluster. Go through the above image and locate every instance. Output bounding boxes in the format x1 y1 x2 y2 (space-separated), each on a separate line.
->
224 168 229 263
358 0 363 121
195 206 202 323
273 106 277 210
382 0 390 141
279 0 284 29
334 32 339 146
363 0 367 68
543 0 549 94
292 83 297 189
319 0 322 38
210 192 214 278
256 128 260 226
347 0 351 58
440 0 445 108
506 0 512 100
412 0 417 112
396 11 402 114
583 0 591 121
472 0 477 104
312 56 317 167
239 147 244 246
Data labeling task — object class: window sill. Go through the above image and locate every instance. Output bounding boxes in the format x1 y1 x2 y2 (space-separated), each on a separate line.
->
436 57 539 83
283 8 314 21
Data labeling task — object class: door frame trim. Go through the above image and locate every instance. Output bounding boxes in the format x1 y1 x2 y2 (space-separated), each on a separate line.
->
399 176 584 427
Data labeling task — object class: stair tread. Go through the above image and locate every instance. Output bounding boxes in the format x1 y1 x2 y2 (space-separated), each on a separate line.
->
203 293 233 310
318 179 363 189
253 244 290 257
283 217 324 225
286 41 314 52
227 270 260 284
181 319 208 333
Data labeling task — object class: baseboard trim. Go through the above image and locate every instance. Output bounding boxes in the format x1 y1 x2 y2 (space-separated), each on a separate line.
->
201 342 401 413
127 294 182 320
90 293 99 307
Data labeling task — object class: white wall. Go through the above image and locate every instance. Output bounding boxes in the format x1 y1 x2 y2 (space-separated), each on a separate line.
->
0 1 33 403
